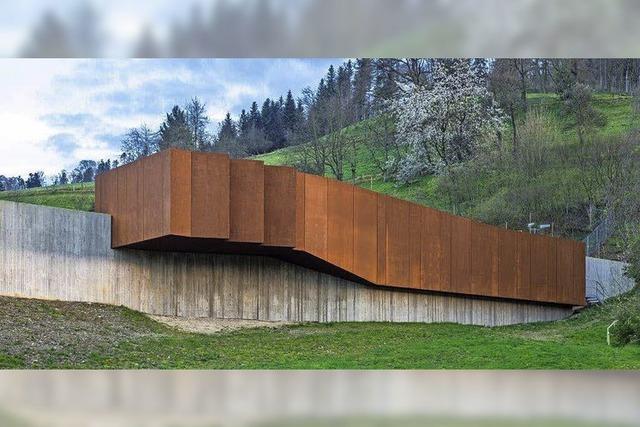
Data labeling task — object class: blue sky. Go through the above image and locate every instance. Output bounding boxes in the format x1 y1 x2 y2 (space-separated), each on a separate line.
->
0 58 339 178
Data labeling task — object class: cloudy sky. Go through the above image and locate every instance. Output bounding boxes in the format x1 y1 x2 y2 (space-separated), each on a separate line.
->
0 58 338 178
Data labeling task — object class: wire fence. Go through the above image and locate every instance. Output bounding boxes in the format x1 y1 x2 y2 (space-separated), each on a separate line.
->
352 173 384 188
583 211 616 257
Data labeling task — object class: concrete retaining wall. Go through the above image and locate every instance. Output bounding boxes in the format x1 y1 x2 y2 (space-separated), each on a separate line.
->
0 201 572 326
586 256 636 302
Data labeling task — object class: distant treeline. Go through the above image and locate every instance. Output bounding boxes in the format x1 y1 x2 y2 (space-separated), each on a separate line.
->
2 58 639 191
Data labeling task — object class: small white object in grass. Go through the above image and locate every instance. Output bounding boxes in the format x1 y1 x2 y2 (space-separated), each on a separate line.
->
607 320 619 346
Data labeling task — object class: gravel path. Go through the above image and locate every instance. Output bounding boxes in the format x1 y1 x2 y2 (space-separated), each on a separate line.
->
0 295 299 367
148 315 297 334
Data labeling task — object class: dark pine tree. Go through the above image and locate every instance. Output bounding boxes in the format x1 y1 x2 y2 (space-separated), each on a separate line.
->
296 99 305 123
352 58 373 120
249 101 261 129
159 105 192 150
325 64 337 97
238 109 249 138
283 90 297 133
26 171 44 188
58 170 69 185
217 112 237 142
96 159 111 175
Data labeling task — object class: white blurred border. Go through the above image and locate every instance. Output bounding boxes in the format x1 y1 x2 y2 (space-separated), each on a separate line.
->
0 371 637 426
4 0 640 57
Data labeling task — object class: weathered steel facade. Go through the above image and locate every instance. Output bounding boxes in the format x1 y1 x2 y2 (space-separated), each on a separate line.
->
95 149 585 307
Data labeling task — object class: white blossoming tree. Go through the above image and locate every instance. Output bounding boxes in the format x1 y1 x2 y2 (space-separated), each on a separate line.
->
392 59 504 183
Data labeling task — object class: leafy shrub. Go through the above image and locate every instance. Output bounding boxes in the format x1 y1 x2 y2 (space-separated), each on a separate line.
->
610 290 640 346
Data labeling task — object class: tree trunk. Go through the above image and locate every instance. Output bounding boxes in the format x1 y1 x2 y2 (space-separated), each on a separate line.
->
520 78 528 114
625 62 630 94
510 107 518 154
577 126 584 145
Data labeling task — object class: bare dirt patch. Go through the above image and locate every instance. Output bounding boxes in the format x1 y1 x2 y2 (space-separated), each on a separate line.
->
0 296 163 367
148 315 298 334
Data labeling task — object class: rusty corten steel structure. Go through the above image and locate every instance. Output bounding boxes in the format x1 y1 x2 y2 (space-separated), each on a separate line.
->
95 148 585 306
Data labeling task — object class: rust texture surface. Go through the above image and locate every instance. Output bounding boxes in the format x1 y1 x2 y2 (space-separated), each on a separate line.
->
353 187 378 283
229 159 264 243
303 174 328 259
264 165 296 247
95 148 586 306
191 152 230 239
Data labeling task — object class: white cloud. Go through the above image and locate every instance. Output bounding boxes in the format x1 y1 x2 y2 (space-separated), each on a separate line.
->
0 58 337 178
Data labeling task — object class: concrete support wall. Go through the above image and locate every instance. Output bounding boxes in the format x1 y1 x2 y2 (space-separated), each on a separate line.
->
586 256 636 302
0 201 572 326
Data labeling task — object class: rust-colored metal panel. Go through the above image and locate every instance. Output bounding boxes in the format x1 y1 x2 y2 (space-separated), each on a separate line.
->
547 237 558 302
327 179 354 271
498 229 518 298
191 152 230 239
353 187 377 283
516 232 532 300
295 172 305 251
531 234 557 302
117 162 143 245
438 211 452 292
95 148 584 307
450 216 472 294
162 151 172 240
113 167 125 246
142 151 166 240
409 204 422 289
264 165 296 247
169 149 192 237
385 197 410 286
303 174 327 259
573 241 586 305
115 164 126 246
376 194 386 284
556 238 575 304
488 226 500 296
530 234 546 301
471 221 498 296
98 168 118 245
421 207 442 291
229 159 264 243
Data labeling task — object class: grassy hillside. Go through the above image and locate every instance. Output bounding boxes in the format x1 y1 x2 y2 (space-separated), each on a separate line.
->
0 93 634 234
254 116 444 207
256 93 636 238
0 182 94 211
0 293 638 369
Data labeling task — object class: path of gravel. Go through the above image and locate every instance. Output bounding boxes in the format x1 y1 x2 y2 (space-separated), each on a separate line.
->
148 315 297 334
0 295 300 367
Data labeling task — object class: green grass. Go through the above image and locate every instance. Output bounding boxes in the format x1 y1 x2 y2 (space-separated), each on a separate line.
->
528 92 635 139
2 292 638 369
0 182 94 211
96 309 640 369
253 93 636 217
0 353 23 369
254 116 449 210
